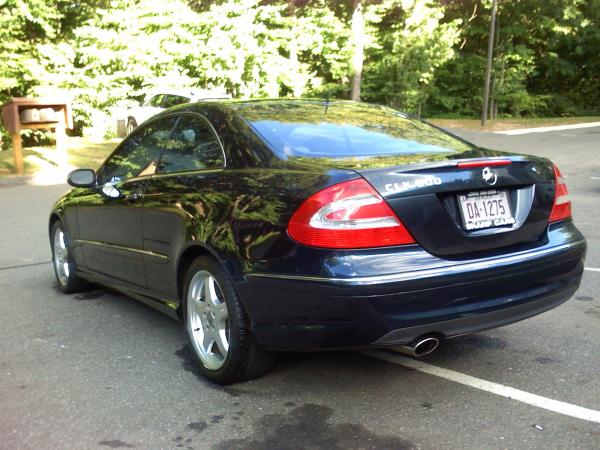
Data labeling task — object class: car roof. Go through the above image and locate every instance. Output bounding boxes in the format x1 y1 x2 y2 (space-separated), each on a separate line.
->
178 98 395 114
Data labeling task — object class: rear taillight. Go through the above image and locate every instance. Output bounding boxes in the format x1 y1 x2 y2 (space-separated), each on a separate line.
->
288 178 415 249
549 164 572 222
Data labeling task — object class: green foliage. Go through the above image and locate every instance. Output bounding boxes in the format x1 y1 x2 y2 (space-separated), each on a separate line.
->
362 0 461 114
432 0 600 117
0 0 598 144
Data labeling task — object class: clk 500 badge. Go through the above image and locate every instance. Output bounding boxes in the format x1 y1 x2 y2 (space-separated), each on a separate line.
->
385 176 442 194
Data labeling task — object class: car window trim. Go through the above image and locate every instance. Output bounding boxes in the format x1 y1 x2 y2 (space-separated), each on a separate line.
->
150 167 224 180
154 111 227 174
97 111 226 184
97 115 180 184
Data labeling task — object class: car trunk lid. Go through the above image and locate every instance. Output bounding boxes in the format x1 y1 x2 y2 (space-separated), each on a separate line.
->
354 155 557 257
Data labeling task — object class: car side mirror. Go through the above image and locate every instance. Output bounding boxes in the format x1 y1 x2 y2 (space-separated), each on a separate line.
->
67 169 96 188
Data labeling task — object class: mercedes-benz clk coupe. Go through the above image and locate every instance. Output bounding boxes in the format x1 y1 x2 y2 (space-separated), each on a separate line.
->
49 100 586 384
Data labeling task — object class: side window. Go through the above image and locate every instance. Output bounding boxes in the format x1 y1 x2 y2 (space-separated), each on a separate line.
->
158 115 224 174
163 95 190 109
100 117 177 183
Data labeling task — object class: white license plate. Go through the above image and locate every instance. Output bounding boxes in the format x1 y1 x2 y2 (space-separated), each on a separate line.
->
458 190 515 231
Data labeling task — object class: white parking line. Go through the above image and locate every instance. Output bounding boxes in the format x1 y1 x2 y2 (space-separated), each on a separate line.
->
495 122 600 135
585 267 600 273
362 350 600 424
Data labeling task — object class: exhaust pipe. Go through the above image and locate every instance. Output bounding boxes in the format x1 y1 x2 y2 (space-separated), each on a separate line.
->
396 336 440 357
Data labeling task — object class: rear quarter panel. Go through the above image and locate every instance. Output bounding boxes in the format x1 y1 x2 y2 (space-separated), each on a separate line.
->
141 166 357 299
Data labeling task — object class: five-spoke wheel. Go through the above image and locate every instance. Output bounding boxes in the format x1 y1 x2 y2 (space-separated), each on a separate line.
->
53 227 70 287
183 256 276 384
50 221 87 293
187 270 230 370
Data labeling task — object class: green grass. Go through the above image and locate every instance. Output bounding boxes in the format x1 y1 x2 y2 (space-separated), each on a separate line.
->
428 116 600 131
0 137 118 177
65 138 118 170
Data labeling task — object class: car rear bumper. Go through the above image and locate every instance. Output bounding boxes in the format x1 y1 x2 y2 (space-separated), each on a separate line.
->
237 221 586 351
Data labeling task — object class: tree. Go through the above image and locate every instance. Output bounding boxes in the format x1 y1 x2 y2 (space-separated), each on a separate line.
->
430 0 600 117
1 0 598 145
350 1 365 100
363 0 461 115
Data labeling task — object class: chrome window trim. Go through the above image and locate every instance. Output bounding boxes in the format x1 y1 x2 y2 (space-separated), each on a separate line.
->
97 115 180 184
157 111 227 171
97 110 227 184
149 167 224 180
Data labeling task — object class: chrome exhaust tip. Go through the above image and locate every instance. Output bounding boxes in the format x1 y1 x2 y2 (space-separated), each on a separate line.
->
396 336 440 357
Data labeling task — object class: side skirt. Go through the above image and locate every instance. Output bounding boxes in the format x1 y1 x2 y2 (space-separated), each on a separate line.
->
76 268 181 321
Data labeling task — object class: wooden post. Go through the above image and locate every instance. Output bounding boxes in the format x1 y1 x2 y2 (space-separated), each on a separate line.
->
55 122 66 153
2 99 73 175
11 131 24 175
54 121 69 170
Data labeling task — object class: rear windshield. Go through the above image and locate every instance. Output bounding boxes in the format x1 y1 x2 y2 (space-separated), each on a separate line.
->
237 101 474 160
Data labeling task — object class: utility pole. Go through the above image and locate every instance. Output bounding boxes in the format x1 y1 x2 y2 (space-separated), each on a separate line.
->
481 0 497 126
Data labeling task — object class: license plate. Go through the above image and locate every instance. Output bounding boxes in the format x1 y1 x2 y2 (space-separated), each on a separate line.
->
458 189 515 231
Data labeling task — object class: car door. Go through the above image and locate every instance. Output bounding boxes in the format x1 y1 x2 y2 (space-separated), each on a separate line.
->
76 116 178 287
142 113 227 299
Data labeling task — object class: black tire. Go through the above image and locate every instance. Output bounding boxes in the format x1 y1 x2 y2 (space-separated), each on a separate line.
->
126 118 137 135
51 221 89 294
182 256 276 384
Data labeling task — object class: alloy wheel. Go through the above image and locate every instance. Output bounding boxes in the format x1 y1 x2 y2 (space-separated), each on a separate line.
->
53 228 70 286
187 270 230 370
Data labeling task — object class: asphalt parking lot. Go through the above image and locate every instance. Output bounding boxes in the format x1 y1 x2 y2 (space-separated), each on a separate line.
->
1 125 599 449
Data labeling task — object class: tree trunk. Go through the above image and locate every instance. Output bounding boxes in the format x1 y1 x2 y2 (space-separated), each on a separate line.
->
350 1 364 101
481 0 497 125
491 15 501 119
288 0 303 97
495 58 506 118
490 70 496 120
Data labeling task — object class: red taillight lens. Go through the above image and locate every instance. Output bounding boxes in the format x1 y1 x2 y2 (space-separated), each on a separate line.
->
549 164 572 222
288 178 416 249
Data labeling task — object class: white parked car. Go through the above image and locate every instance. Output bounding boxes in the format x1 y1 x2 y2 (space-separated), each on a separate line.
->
117 88 230 136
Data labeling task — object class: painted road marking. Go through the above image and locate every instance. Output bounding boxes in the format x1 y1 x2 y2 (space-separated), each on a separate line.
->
496 122 600 135
584 267 600 273
0 260 51 271
363 350 600 424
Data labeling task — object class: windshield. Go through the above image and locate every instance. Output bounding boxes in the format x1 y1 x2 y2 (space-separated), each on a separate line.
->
237 101 474 160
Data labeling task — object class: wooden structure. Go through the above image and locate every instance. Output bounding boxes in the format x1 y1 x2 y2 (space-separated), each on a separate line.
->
1 98 73 174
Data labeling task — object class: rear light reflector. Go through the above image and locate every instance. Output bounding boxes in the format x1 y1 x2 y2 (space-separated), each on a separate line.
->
288 178 416 249
549 164 572 222
457 159 512 168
